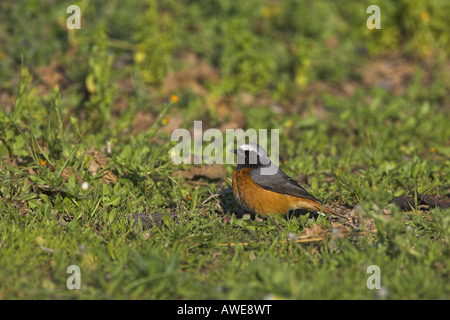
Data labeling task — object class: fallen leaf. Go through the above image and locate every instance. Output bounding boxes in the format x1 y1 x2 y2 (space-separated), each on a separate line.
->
61 166 84 183
172 165 226 180
302 224 325 237
88 150 117 184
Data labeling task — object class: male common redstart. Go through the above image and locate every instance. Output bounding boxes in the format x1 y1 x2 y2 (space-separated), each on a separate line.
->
231 143 347 219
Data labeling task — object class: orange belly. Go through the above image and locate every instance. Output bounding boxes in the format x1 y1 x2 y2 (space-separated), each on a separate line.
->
232 168 321 216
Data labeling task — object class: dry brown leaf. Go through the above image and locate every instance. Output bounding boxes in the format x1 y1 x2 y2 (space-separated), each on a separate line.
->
330 222 352 237
61 166 84 183
172 165 225 180
88 151 117 184
302 222 352 240
302 224 326 237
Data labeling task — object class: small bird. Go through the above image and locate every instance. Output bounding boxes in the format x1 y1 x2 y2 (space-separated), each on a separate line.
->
231 143 347 219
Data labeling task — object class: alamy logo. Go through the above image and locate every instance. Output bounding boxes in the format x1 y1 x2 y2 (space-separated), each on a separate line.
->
171 121 279 175
366 265 381 289
66 5 81 30
366 5 381 29
66 265 81 290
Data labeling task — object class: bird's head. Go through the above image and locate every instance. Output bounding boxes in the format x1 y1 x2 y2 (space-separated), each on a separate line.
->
231 143 271 169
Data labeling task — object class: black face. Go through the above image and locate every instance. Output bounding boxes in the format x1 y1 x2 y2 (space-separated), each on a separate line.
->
232 149 268 169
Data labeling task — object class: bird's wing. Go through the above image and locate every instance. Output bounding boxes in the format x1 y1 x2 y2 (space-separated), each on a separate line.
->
250 167 322 203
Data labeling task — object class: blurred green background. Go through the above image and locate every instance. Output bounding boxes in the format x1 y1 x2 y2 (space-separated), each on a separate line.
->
1 0 449 125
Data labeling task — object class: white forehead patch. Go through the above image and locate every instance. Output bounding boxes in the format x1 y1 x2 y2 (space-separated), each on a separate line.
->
237 143 270 159
238 143 259 153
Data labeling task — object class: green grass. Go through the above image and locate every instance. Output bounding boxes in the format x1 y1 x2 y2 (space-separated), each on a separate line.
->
0 0 449 299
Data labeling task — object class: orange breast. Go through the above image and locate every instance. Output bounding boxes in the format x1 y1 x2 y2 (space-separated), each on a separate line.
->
232 168 321 216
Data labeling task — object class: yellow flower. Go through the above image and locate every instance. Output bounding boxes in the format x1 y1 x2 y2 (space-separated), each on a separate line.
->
430 147 436 153
0 52 6 59
187 195 192 201
171 95 179 103
35 236 45 246
162 118 169 125
261 6 281 18
134 50 146 64
40 158 47 166
85 74 96 94
421 11 430 22
261 7 272 18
